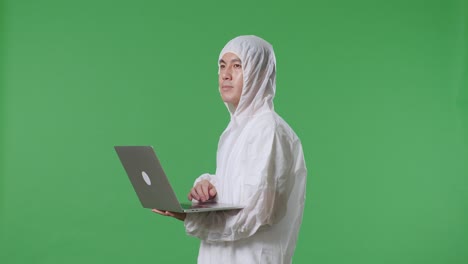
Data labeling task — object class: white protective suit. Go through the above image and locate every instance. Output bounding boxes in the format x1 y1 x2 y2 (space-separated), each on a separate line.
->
184 35 307 264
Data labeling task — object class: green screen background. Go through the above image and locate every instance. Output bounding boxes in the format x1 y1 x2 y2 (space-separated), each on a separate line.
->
1 0 467 263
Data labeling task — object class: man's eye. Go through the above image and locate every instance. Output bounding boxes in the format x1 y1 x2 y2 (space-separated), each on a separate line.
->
234 64 242 69
220 65 225 69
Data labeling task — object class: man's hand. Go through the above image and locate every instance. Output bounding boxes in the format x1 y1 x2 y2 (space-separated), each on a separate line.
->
152 209 186 221
188 179 217 202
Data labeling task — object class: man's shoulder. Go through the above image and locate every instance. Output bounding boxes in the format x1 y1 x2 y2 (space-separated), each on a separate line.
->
248 112 296 139
248 111 279 131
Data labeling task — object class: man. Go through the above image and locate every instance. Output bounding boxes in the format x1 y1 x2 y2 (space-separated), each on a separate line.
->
153 35 307 263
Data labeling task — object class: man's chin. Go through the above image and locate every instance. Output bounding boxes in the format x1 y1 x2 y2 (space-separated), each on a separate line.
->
221 95 232 103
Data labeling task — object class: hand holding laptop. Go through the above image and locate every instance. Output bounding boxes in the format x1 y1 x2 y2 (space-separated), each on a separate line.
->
152 209 186 221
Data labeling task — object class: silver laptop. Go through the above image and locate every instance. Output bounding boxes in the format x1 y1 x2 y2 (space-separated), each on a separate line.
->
114 146 244 213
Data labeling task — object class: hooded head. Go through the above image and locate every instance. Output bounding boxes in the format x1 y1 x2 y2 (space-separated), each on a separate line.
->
218 35 276 117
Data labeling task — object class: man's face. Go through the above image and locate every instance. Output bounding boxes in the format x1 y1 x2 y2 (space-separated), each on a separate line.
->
219 52 243 108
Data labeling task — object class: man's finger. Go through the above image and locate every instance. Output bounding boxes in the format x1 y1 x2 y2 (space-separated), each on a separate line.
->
166 211 175 217
152 209 167 216
209 187 217 198
201 183 209 201
195 184 206 201
190 188 200 201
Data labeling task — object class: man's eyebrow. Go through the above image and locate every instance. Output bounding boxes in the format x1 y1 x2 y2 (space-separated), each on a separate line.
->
218 58 242 64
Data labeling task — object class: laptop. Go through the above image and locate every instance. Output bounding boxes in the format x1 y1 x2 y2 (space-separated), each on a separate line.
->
114 146 244 213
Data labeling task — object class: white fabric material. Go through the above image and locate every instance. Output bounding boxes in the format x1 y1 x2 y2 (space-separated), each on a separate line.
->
184 35 307 264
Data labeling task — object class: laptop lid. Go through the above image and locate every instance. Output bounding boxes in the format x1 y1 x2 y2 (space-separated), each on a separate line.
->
114 146 184 212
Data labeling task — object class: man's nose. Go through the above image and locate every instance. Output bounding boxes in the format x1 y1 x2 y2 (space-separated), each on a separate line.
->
222 69 232 80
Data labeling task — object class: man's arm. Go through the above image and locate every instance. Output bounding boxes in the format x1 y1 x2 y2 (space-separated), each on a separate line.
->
184 129 294 242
